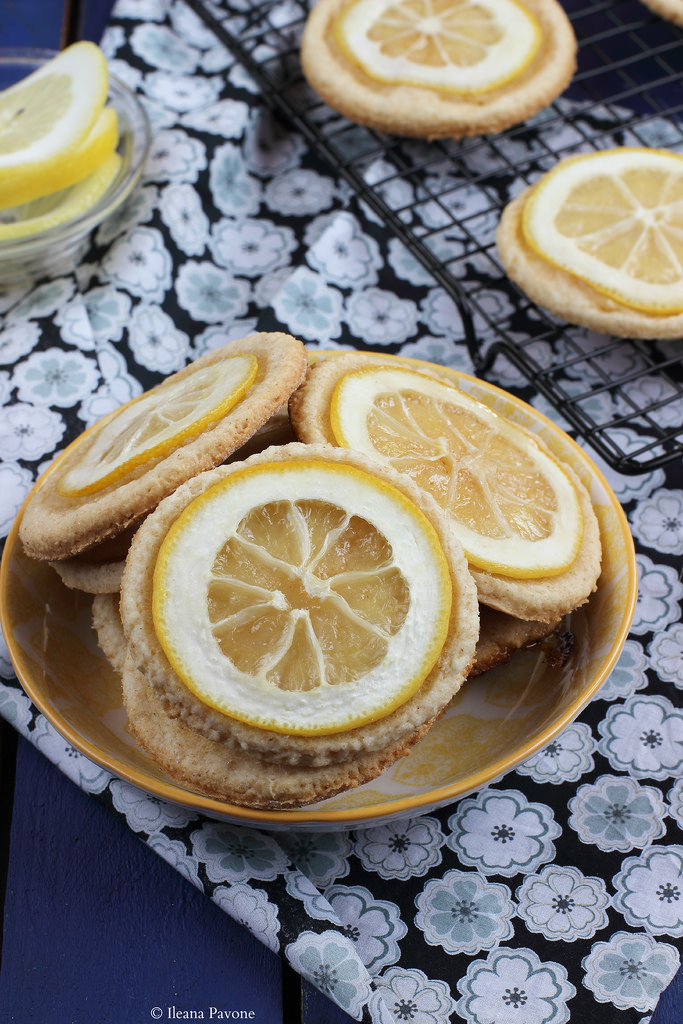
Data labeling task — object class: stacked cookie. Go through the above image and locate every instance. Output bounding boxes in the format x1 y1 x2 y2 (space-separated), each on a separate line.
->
17 338 602 809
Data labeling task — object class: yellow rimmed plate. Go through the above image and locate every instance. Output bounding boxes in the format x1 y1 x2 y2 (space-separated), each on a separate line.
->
0 355 637 831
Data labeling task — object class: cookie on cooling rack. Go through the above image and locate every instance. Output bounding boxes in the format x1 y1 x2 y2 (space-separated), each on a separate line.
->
18 333 308 564
496 183 683 340
639 0 683 27
300 0 577 138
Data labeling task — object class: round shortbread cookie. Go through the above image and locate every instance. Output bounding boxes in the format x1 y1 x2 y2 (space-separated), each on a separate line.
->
119 442 479 769
300 0 577 139
639 0 683 26
92 592 128 676
19 333 308 562
470 604 559 676
122 655 433 809
496 188 683 339
289 353 602 623
51 557 125 594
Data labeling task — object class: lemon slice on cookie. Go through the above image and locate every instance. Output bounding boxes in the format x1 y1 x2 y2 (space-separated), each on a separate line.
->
522 147 683 315
324 364 583 578
152 459 453 735
336 0 542 94
59 354 259 497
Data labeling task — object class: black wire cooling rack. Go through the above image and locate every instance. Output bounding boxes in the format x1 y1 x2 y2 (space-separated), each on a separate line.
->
186 0 683 475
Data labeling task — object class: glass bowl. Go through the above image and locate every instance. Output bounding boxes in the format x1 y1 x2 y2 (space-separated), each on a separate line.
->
0 49 151 284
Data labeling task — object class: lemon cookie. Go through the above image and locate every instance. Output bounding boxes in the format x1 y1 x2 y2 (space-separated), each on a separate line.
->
300 0 577 138
19 333 308 562
470 604 559 676
639 0 683 27
289 352 602 623
119 442 479 769
496 148 683 339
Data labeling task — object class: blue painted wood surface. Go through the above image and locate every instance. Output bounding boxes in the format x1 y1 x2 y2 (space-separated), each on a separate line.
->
1 736 286 1022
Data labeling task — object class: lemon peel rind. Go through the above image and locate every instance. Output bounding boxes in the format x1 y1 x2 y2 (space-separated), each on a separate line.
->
152 459 453 736
329 364 584 578
522 147 683 316
335 0 542 95
57 354 259 498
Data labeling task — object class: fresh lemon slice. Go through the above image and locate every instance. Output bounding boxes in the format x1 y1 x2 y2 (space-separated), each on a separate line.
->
0 150 120 241
335 0 541 94
522 147 683 315
0 42 111 210
152 459 453 735
58 354 259 497
329 364 583 578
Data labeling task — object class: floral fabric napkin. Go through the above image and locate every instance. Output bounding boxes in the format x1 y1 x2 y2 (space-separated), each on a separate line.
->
1 1 683 1021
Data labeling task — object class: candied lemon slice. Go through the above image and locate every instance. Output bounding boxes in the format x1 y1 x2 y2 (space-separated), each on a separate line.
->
335 0 541 94
153 459 453 735
0 42 111 210
522 147 683 314
329 365 583 577
0 150 121 241
58 354 259 497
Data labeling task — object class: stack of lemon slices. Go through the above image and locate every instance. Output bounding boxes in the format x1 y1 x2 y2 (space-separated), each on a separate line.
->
300 0 577 138
0 42 121 241
497 146 683 339
17 338 602 809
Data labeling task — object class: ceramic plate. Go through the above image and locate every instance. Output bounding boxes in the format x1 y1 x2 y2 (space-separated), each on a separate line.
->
0 360 637 831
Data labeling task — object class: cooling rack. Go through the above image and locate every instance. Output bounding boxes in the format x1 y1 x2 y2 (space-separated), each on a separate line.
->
186 0 683 475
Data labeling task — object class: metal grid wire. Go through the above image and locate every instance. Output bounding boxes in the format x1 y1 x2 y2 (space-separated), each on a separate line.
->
186 0 683 474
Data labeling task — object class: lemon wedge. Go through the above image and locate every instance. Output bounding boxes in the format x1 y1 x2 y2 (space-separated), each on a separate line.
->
329 364 584 578
335 0 541 94
0 42 111 210
522 147 683 315
152 459 453 735
0 150 120 241
58 354 259 497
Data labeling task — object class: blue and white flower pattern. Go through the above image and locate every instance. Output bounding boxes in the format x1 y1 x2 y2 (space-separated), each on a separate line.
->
447 789 561 876
213 882 280 954
414 869 514 953
516 722 595 784
374 965 456 1023
325 884 407 972
286 930 372 1019
354 817 445 880
516 864 610 940
456 946 575 1024
568 775 668 851
648 623 683 688
598 695 683 779
582 931 680 1011
613 846 683 936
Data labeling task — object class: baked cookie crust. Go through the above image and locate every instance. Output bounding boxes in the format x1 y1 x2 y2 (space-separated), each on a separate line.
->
300 0 577 138
19 333 307 562
496 187 683 339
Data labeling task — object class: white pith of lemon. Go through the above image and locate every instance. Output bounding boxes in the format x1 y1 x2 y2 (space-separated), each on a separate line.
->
329 365 583 578
335 0 541 94
522 147 683 315
0 42 111 210
58 355 259 498
152 460 453 735
0 151 121 241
